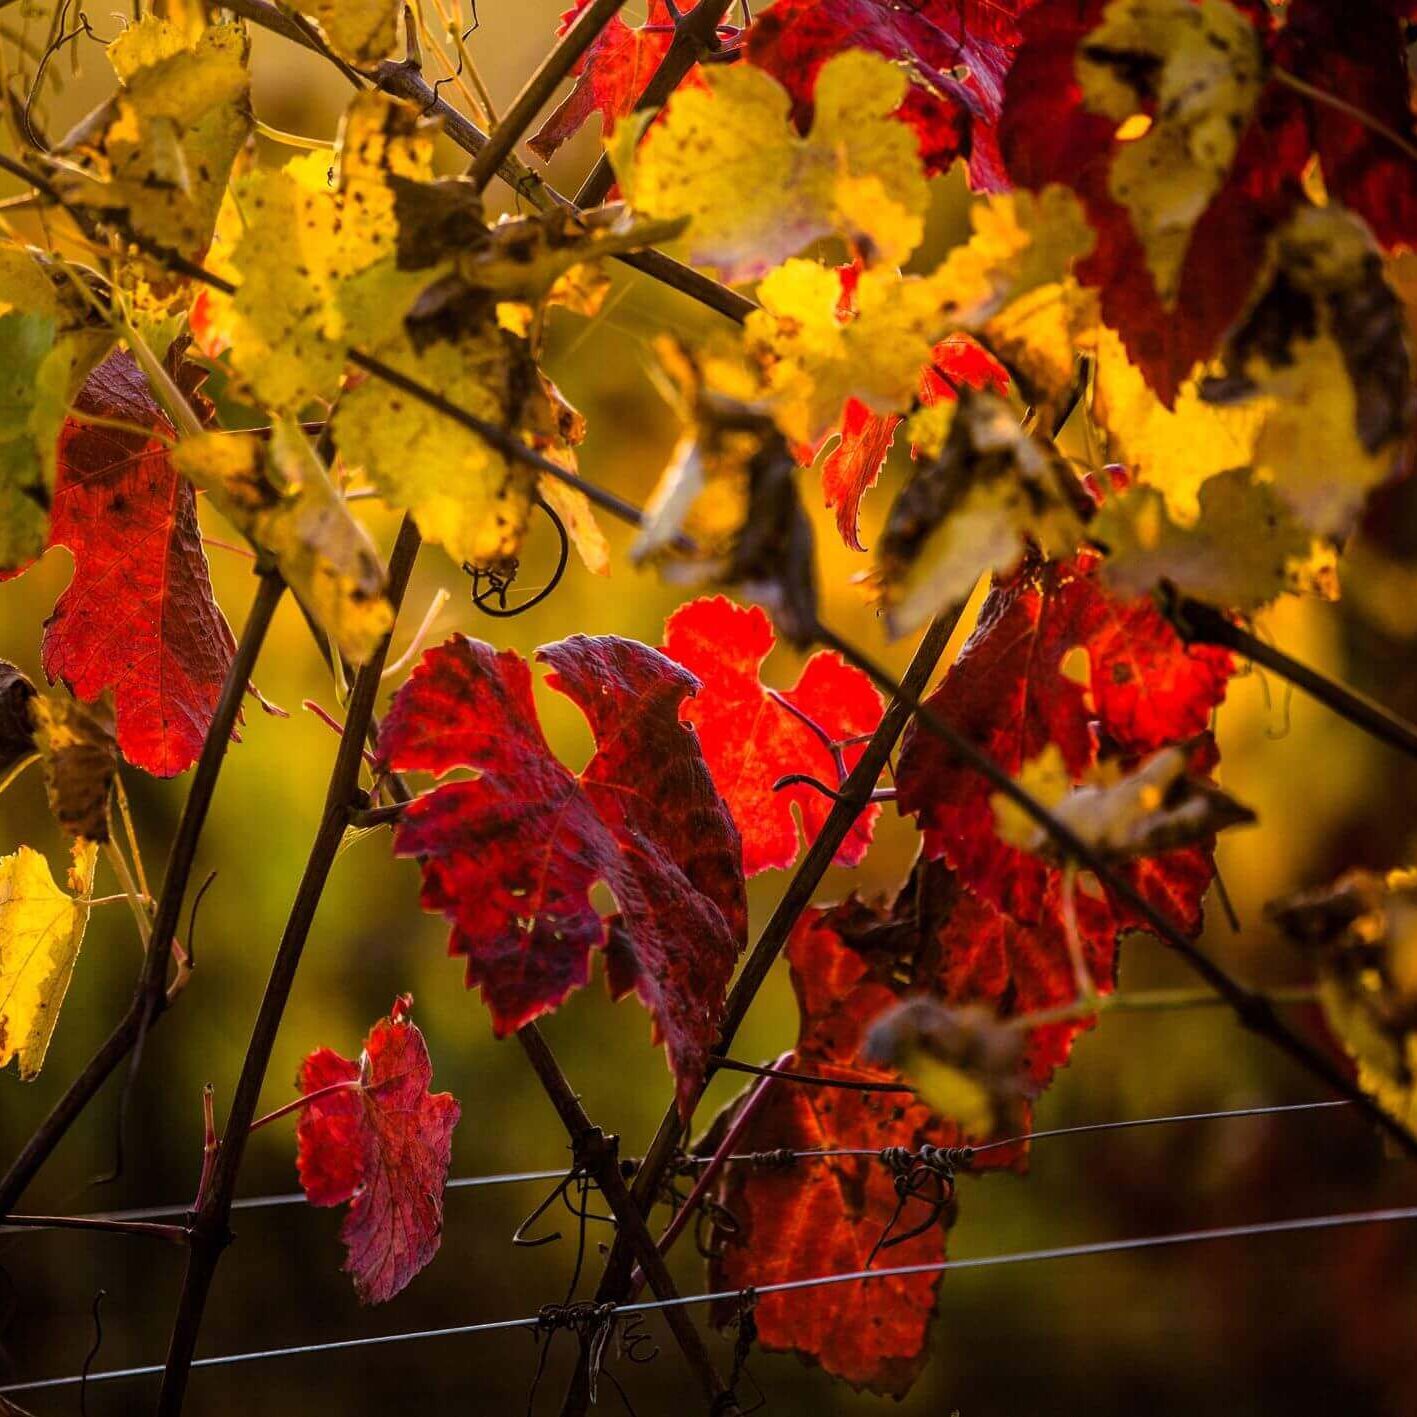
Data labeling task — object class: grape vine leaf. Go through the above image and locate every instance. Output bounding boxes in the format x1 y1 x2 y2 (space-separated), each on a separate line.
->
1272 0 1417 252
611 50 928 284
31 351 236 778
1001 0 1304 404
378 634 747 1113
29 695 118 844
292 0 401 64
529 1 685 161
54 17 252 257
743 0 1027 188
295 995 460 1304
0 250 113 572
704 889 1022 1395
0 664 36 777
1268 869 1417 1137
895 552 1232 928
873 387 1086 637
173 419 393 665
821 332 1009 553
660 595 883 877
0 841 99 1080
1200 205 1414 539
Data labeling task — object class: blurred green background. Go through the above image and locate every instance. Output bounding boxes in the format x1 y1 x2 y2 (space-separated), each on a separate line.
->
3 4 1417 1414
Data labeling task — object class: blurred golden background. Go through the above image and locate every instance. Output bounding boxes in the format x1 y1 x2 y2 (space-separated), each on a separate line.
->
3 4 1417 1413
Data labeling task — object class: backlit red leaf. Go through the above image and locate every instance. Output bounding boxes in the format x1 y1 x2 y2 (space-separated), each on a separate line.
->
661 596 883 876
378 634 746 1113
1277 0 1417 250
895 552 1232 923
706 894 1019 1395
528 1 687 161
1000 0 1307 403
744 0 1028 187
22 351 235 777
295 995 460 1304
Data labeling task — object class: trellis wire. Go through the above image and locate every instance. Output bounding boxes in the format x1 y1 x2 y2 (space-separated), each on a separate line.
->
7 1202 1417 1396
0 1098 1353 1235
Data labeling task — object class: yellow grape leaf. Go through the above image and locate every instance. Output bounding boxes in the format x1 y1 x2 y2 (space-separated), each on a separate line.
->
991 744 1071 851
1077 0 1265 305
0 247 113 571
865 999 1030 1141
935 186 1096 330
1093 468 1336 610
744 260 950 446
29 695 118 844
633 340 817 646
0 841 99 1081
55 18 252 256
1088 324 1267 521
216 93 437 412
1200 206 1414 537
1269 869 1417 1138
997 745 1254 861
333 323 539 569
291 0 401 63
529 376 609 578
873 389 1086 637
611 50 928 283
175 420 394 663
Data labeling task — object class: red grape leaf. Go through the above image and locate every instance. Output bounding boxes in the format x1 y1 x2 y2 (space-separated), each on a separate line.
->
705 890 1023 1394
295 995 460 1304
1276 0 1417 251
661 595 883 876
821 330 1010 552
378 634 746 1114
528 1 689 161
744 0 1028 188
999 0 1307 404
34 351 235 777
896 551 1233 924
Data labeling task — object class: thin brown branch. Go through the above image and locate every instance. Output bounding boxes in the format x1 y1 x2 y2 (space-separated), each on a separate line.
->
0 1214 186 1243
0 567 285 1217
1165 591 1417 763
516 1023 740 1415
467 0 630 190
155 518 423 1417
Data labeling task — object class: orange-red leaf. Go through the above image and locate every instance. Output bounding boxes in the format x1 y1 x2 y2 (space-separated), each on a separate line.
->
706 891 1022 1394
295 995 460 1304
896 552 1233 923
25 351 235 777
528 2 689 161
378 634 746 1113
820 332 1009 552
661 596 883 876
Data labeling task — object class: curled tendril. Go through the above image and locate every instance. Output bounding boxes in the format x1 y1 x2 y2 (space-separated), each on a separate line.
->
867 1145 965 1267
466 495 569 618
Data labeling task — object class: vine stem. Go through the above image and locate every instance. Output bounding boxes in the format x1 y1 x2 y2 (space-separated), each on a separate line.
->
467 0 630 190
0 567 286 1218
626 1053 789 1300
573 0 737 209
155 517 422 1417
1272 67 1417 165
515 1023 739 1414
809 619 1417 1162
1165 592 1417 763
563 606 965 1416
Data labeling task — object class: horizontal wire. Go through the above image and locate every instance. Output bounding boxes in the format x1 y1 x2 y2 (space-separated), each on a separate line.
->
7 1203 1417 1395
0 1099 1352 1235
